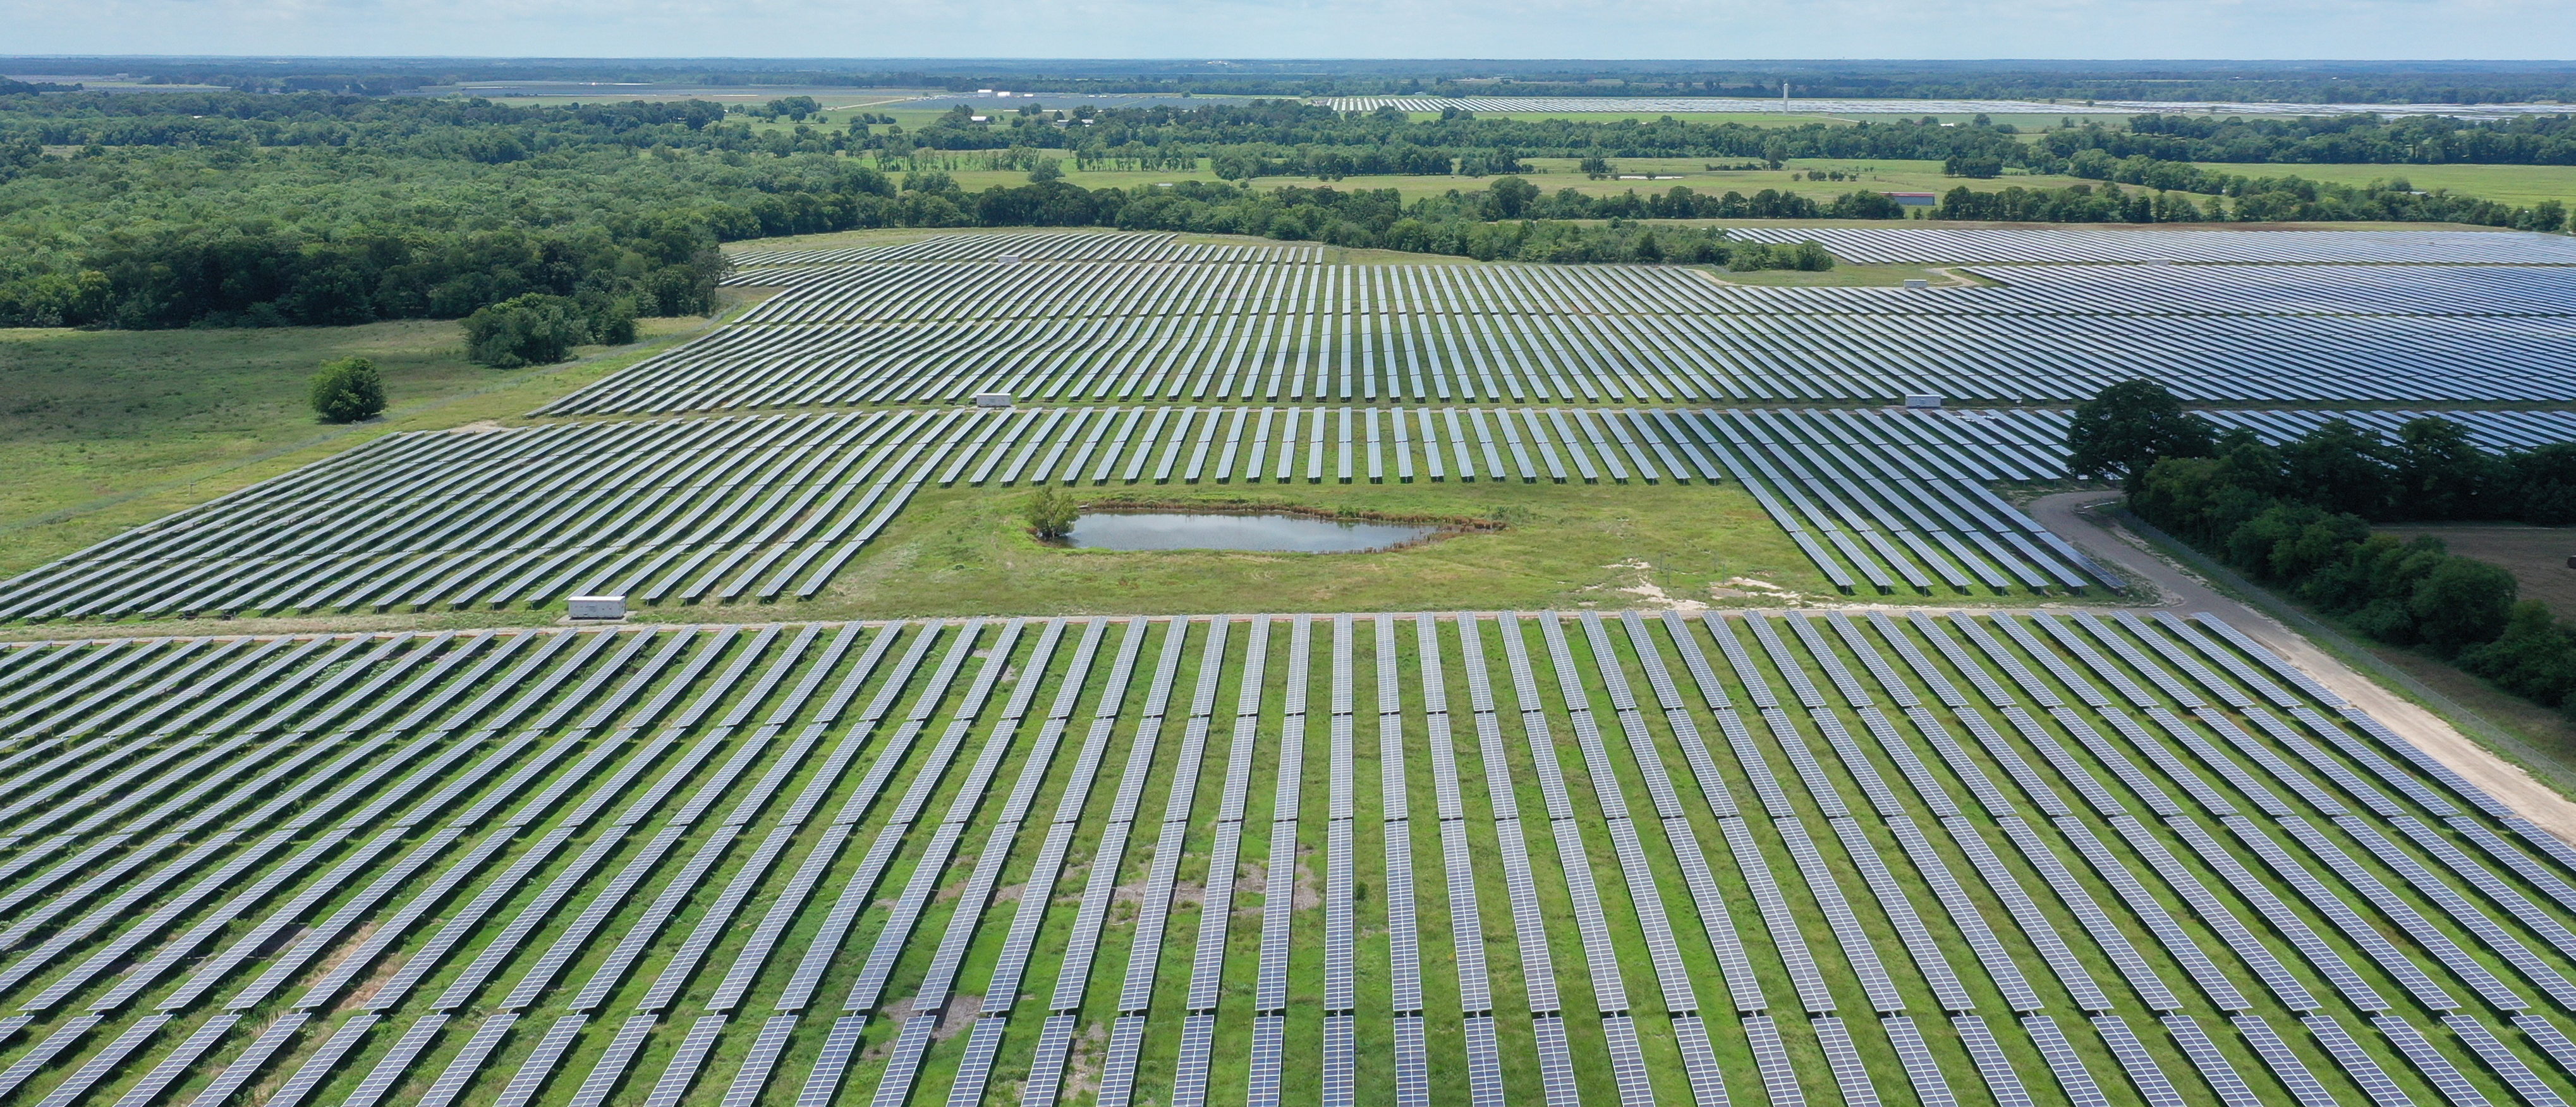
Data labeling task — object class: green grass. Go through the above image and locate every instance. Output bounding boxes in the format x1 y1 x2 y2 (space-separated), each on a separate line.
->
0 304 750 579
793 481 1826 620
850 156 2096 208
2194 162 2576 207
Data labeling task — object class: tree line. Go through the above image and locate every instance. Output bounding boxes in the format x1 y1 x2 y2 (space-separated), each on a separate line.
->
2070 380 2576 714
2045 113 2576 168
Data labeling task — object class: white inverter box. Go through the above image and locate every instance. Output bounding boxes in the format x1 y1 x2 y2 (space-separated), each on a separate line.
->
568 596 627 620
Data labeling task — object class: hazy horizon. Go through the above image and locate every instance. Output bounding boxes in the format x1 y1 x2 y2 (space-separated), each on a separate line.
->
6 0 2571 66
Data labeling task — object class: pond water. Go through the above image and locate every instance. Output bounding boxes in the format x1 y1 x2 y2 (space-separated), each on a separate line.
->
1063 511 1437 553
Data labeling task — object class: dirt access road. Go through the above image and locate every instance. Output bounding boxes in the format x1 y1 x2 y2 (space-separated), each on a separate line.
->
2030 491 2576 841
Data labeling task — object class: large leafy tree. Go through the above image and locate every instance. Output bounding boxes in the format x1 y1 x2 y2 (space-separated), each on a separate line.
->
2066 378 2215 490
308 356 385 423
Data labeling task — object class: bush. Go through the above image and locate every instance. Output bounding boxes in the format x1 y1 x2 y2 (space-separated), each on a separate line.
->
308 356 386 423
1027 486 1078 539
2409 557 2518 654
463 293 593 367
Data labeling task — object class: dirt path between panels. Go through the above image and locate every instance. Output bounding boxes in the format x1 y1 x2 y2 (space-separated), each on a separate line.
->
2029 491 2576 841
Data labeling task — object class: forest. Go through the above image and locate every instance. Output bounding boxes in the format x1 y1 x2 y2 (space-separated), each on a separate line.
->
3 89 2569 330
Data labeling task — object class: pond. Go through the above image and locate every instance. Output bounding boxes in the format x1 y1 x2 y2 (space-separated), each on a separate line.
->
1061 511 1437 553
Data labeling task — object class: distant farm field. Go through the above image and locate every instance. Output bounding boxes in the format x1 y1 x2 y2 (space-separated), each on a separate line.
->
2195 162 2576 207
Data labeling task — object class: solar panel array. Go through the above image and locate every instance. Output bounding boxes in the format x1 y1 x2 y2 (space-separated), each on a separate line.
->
0 604 2572 1107
555 245 2576 413
1728 226 2576 265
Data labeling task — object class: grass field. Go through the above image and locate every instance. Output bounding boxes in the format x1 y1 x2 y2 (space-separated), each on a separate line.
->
849 156 2087 206
808 482 1829 618
2196 162 2576 207
0 300 756 579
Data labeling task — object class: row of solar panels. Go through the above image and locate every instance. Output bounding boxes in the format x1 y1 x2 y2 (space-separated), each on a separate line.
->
2 608 2573 1107
0 402 2093 621
729 231 1190 267
552 290 2576 413
724 254 2576 329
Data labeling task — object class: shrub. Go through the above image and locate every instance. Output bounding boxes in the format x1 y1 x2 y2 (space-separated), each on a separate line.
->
463 293 592 367
1027 486 1078 539
308 356 386 423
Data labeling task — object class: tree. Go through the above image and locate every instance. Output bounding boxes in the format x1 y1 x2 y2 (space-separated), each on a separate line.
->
464 293 592 367
1486 176 1539 219
308 356 385 423
2393 417 2491 520
1027 159 1064 184
1579 156 1614 180
2410 556 2518 653
2283 419 2395 519
764 96 820 122
1027 486 1078 539
2067 378 2215 490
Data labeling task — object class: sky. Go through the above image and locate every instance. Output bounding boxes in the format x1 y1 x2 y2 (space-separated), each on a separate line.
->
4 0 2572 61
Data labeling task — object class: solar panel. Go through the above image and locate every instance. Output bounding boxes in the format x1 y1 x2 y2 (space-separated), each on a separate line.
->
1170 1015 1217 1107
1595 1013 1658 1107
1952 1015 2034 1107
1942 817 2111 1012
1386 819 1425 1012
1464 1015 1510 1107
339 1014 450 1107
1739 1014 1806 1107
945 1019 1009 1107
1440 821 1495 1014
2089 1015 2188 1107
2305 1015 2413 1107
490 1013 587 1107
1993 816 2180 1012
415 1013 512 1107
641 1016 726 1107
2022 1015 2112 1107
110 1013 240 1107
1534 1015 1585 1107
1778 818 1903 1013
1325 816 1356 1010
2351 816 2576 1009
1812 1015 1883 1107
1880 1016 1956 1107
262 1014 376 1107
1246 1016 1286 1107
565 1015 658 1107
1018 1015 1080 1107
1722 816 1834 1013
1832 819 1972 1013
1665 1013 1729 1107
33 1012 167 1107
2145 1015 2261 1107
2161 816 2379 1013
1321 1014 1356 1107
181 1011 307 1107
2391 1017 2510 1107
1394 1015 1432 1107
2512 1014 2576 1088
1548 815 1631 1015
722 1015 797 1107
1097 1015 1147 1107
2269 817 2517 1012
